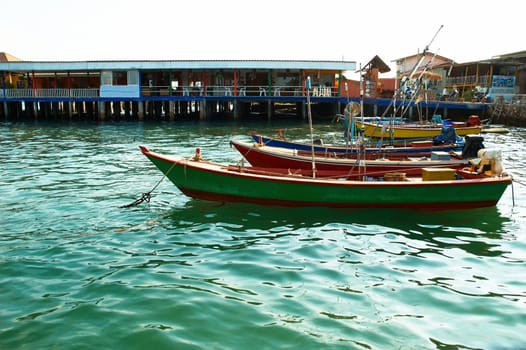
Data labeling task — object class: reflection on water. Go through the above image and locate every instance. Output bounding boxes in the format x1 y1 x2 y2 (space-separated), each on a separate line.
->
1 121 526 350
165 200 512 255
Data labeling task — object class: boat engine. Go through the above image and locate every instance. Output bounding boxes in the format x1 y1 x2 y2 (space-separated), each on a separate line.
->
470 148 504 176
461 135 485 159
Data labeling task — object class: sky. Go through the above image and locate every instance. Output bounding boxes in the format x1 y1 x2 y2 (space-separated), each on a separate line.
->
2 0 524 77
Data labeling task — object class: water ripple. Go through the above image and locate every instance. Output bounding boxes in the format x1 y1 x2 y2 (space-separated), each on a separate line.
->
1 122 526 349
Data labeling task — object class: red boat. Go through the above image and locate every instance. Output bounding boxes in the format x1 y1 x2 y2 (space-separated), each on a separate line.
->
230 139 473 176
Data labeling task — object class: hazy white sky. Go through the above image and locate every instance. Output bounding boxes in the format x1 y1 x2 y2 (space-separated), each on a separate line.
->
2 0 523 76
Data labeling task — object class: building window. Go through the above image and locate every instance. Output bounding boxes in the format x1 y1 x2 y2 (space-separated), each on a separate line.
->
101 71 112 86
113 71 126 85
127 71 139 85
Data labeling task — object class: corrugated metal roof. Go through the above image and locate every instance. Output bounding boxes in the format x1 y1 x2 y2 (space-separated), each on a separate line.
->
0 59 356 72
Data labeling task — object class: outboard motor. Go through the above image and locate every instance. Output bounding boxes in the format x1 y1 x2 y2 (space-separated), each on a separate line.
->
471 149 504 176
461 135 485 159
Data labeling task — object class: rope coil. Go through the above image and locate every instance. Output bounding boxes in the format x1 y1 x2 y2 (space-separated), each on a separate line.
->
120 159 178 208
120 192 151 208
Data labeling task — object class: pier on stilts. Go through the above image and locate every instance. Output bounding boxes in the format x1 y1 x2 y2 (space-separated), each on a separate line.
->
1 58 492 122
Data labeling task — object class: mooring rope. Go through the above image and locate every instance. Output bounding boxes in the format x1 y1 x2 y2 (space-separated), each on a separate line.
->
511 181 515 207
120 161 178 208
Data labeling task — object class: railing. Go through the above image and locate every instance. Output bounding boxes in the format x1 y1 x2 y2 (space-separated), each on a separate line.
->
69 89 99 98
445 75 490 87
2 85 339 99
34 89 70 98
511 94 526 104
3 89 34 98
140 85 335 97
1 88 99 99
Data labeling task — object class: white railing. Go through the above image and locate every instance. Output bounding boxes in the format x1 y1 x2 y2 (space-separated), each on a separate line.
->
1 88 99 99
141 85 333 97
2 85 339 99
4 89 34 98
70 89 99 98
34 89 70 98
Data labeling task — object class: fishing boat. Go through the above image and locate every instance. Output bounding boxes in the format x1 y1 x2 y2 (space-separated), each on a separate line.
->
481 125 510 134
354 118 483 139
230 139 475 176
250 131 466 159
139 145 512 209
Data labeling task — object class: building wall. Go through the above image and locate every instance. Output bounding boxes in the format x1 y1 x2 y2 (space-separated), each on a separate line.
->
395 53 451 75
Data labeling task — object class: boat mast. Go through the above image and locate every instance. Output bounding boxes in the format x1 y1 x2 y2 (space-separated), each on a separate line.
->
359 63 367 176
306 76 317 178
406 25 443 83
379 25 444 121
400 50 439 120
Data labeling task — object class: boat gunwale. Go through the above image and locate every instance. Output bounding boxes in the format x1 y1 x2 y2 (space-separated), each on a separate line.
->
230 139 469 168
139 145 512 188
355 120 482 131
250 133 464 153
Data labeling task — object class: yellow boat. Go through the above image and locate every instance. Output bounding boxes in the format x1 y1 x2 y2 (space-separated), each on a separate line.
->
354 120 482 139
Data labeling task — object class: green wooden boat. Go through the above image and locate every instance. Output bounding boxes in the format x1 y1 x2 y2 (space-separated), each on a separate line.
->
139 146 512 209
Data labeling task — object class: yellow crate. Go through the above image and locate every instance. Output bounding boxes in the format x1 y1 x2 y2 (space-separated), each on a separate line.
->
422 168 456 181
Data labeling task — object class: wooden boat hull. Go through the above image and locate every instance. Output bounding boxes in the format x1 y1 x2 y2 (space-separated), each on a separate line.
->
139 146 511 209
231 140 470 176
354 120 482 139
481 127 510 134
250 133 463 157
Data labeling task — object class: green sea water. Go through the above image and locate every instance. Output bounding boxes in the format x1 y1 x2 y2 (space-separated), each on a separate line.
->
1 119 525 350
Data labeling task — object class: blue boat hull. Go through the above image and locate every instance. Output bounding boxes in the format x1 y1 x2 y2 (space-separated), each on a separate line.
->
250 133 464 157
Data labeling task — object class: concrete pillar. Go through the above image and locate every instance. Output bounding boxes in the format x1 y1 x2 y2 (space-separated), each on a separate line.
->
123 101 130 118
98 101 105 120
131 101 138 119
33 102 38 119
138 101 144 120
3 101 8 118
68 101 73 118
86 101 94 118
169 101 175 120
233 100 238 119
114 101 122 118
43 102 49 118
200 100 206 120
267 100 272 120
